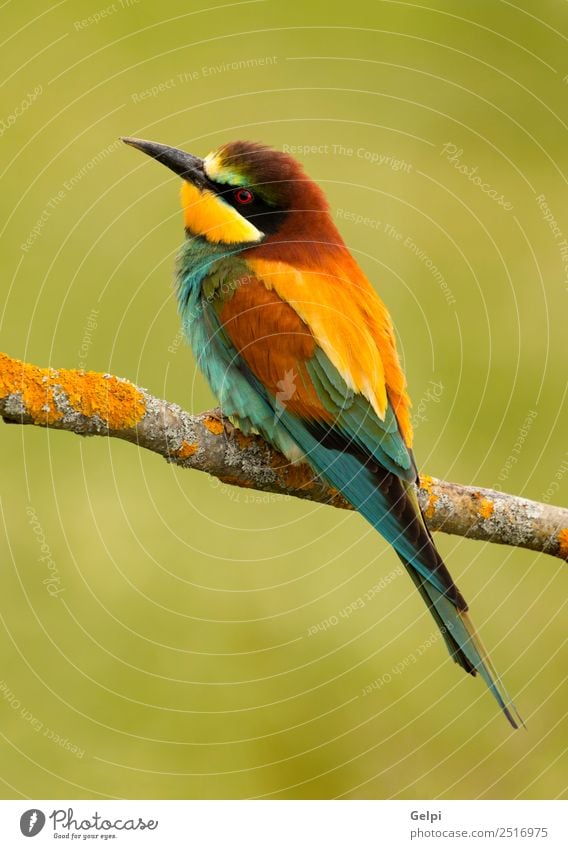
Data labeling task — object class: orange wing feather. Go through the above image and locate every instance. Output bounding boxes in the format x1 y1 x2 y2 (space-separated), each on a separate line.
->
245 256 413 447
219 277 332 422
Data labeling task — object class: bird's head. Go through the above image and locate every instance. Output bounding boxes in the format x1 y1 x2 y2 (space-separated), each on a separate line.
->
121 137 333 247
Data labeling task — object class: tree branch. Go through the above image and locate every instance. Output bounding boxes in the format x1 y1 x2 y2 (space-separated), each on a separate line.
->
1 351 567 561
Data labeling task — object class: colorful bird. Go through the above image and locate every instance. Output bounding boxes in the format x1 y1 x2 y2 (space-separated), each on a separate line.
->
123 136 522 728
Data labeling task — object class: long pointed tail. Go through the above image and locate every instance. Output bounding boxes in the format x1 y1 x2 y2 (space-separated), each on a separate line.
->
404 561 524 729
274 410 523 728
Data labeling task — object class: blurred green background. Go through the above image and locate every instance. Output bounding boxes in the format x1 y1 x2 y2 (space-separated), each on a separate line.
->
0 0 566 800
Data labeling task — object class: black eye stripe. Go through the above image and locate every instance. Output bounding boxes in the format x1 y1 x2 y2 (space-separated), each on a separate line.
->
220 187 273 215
206 178 287 234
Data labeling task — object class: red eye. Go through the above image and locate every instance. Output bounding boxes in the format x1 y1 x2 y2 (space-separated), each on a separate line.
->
235 188 254 204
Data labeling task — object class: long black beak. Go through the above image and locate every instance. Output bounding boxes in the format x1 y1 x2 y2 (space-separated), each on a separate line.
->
121 137 208 188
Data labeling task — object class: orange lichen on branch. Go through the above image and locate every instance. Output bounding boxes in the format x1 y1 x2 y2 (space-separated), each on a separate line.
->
0 352 145 430
176 440 198 458
203 415 224 435
0 352 63 425
479 497 494 519
58 369 145 429
419 474 439 520
557 528 568 561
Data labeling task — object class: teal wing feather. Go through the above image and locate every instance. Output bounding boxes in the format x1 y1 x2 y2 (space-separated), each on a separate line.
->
304 347 415 480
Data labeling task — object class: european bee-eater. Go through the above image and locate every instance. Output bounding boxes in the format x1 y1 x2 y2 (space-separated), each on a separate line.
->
123 136 522 728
